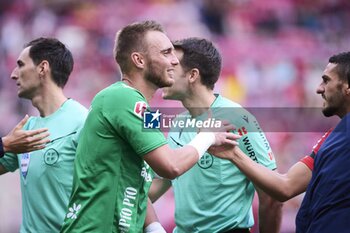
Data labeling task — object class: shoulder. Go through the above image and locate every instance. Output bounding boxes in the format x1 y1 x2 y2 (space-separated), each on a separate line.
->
66 99 88 113
94 82 147 109
98 82 144 99
62 99 88 120
212 95 256 125
214 95 242 108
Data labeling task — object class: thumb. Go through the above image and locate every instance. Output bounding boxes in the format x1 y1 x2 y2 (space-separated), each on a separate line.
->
16 114 29 129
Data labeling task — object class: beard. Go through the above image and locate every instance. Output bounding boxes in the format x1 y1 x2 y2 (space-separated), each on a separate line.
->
322 105 337 117
321 84 344 117
144 60 173 88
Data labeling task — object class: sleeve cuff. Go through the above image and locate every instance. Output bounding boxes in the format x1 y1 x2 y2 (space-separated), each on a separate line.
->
300 155 314 170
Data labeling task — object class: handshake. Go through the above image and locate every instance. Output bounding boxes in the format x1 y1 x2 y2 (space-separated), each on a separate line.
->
189 121 241 161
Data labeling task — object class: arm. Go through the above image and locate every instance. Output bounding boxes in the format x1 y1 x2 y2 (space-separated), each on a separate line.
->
144 198 166 233
231 147 311 201
148 178 172 203
211 145 311 201
256 181 283 233
1 115 50 155
144 129 239 179
144 144 199 179
227 129 329 201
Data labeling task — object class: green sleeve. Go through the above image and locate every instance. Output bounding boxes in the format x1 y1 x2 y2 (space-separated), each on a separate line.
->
0 152 18 172
103 88 167 156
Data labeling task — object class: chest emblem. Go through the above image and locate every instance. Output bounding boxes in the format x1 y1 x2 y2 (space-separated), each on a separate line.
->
197 153 214 169
44 148 59 165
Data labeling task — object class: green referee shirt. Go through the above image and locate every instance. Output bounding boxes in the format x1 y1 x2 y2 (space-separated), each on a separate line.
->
0 99 88 233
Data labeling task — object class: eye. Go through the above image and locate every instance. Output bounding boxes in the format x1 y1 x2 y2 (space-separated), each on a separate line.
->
322 76 329 84
17 60 24 67
162 48 172 55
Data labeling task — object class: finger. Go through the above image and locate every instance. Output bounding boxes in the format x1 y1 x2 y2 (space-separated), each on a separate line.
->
212 123 233 132
27 133 51 145
224 139 239 146
30 138 51 146
221 120 231 126
222 124 235 132
26 144 46 152
227 123 237 131
27 128 49 137
34 145 46 150
225 132 241 140
15 115 30 129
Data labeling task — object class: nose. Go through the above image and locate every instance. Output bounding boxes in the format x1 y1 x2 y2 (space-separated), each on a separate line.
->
11 67 18 80
171 52 179 65
316 83 324 94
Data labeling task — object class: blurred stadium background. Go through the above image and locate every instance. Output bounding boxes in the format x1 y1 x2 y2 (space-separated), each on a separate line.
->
0 0 348 232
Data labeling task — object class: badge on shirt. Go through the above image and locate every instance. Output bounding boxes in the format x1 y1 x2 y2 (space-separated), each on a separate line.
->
21 153 31 179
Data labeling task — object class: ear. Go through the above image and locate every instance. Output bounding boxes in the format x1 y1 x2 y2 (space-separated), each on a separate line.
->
188 68 200 84
131 52 145 69
37 60 49 78
345 86 350 96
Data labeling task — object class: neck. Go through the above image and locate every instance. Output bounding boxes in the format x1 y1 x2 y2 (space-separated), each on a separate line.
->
182 88 216 117
31 87 67 117
122 74 157 102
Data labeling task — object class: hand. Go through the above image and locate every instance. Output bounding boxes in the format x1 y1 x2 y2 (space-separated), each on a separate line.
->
206 121 240 160
212 121 240 147
208 144 236 160
2 115 50 153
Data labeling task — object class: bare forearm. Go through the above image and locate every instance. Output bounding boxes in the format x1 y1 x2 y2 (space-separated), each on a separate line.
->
144 198 166 232
149 179 171 203
258 199 282 233
146 145 199 179
144 198 159 228
146 129 240 179
169 146 200 176
230 148 300 201
257 189 283 233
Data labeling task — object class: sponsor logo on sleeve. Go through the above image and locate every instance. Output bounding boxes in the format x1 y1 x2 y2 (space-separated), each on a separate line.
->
133 101 147 119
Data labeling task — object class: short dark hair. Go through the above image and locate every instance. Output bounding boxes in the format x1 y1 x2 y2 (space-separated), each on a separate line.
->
173 37 222 90
114 20 164 74
329 52 350 86
25 37 73 88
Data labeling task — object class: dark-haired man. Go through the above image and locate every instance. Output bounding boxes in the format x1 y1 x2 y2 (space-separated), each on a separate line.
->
212 51 350 233
149 37 282 233
1 115 49 158
0 37 87 232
